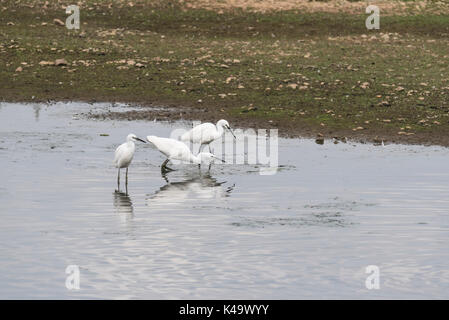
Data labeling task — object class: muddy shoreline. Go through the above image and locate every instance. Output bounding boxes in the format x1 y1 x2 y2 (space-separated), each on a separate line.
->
12 97 447 147
85 103 449 147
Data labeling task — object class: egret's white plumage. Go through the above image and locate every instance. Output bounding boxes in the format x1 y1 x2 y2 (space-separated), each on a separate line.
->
114 134 137 169
181 119 235 152
114 133 146 192
147 135 224 171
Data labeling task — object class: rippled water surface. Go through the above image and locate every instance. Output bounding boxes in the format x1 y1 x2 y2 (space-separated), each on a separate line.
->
1 102 448 299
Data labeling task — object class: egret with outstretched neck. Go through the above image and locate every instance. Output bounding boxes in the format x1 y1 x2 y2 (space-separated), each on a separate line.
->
147 135 225 173
181 119 236 153
114 133 146 192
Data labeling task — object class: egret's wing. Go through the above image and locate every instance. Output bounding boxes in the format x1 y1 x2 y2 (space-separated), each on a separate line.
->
114 143 126 166
181 123 216 144
147 136 191 159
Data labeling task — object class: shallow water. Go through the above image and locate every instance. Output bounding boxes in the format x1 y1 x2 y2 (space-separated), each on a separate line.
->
0 102 448 299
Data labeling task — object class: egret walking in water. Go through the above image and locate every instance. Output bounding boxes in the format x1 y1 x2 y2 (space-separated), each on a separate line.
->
114 133 146 192
147 135 225 173
181 119 236 153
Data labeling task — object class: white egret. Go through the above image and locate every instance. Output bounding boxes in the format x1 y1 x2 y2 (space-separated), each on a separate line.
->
146 135 225 172
181 119 236 152
114 133 146 191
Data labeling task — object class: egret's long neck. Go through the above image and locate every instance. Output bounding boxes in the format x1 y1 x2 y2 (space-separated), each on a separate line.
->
216 122 225 136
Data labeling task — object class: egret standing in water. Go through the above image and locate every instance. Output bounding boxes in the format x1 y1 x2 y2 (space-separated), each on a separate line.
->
147 135 225 173
181 119 236 153
114 133 146 192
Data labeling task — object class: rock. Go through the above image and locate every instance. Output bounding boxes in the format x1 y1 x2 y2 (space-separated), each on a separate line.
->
241 106 258 113
135 63 145 68
315 138 324 145
226 76 236 84
53 19 65 26
39 60 55 66
15 66 23 72
360 82 370 89
55 58 68 66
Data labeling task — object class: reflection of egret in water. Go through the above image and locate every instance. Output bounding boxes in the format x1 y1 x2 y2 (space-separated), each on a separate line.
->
33 104 41 121
147 172 234 210
113 191 134 222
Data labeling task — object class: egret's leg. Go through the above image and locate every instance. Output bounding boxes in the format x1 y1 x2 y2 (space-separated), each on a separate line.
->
125 168 129 194
161 172 169 183
208 163 212 171
161 158 175 173
117 168 120 191
161 158 169 170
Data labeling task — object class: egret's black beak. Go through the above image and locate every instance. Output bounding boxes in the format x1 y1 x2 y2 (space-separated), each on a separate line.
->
135 137 147 143
226 126 236 139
